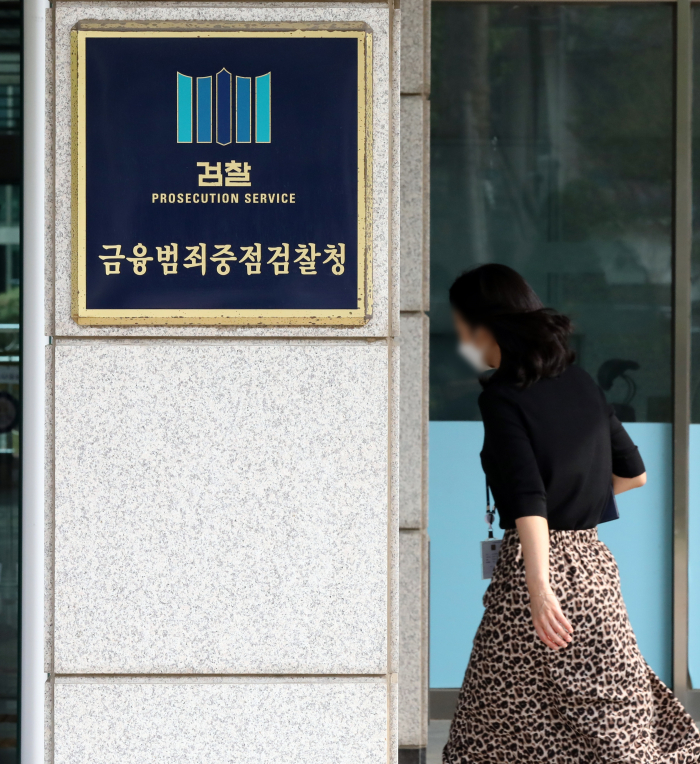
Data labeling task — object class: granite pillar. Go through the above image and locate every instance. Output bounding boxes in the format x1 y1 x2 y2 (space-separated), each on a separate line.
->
398 0 430 752
45 3 400 762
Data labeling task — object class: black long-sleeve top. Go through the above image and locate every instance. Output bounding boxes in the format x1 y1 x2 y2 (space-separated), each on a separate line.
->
479 364 645 530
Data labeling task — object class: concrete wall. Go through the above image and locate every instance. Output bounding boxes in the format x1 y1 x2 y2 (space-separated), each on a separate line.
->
45 3 401 762
398 0 430 757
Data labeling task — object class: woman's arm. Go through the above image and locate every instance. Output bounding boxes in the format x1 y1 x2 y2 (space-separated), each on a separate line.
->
515 515 574 650
613 472 646 495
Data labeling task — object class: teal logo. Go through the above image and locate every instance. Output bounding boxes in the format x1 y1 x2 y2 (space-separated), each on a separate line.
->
177 70 271 145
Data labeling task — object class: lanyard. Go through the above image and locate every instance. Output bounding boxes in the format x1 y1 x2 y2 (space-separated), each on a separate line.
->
482 478 501 580
485 477 496 539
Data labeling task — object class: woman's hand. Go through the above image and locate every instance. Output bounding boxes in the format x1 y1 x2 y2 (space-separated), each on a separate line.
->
529 587 573 650
515 516 574 650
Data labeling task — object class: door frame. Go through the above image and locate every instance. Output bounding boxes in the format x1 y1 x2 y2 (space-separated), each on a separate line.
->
429 0 700 717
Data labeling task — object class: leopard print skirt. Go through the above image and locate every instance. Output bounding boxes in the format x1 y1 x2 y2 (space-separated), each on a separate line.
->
443 528 700 764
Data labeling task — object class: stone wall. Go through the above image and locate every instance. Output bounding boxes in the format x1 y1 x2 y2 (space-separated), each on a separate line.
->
45 3 401 762
398 0 430 757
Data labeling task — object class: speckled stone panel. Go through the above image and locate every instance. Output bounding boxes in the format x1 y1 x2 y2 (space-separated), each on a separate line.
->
50 2 395 338
390 336 401 676
53 341 389 674
400 96 427 312
391 6 402 336
399 530 426 747
54 680 388 764
400 313 427 529
45 343 54 672
400 0 428 95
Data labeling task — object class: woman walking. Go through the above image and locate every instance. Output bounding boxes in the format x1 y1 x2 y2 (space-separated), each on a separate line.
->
443 264 700 763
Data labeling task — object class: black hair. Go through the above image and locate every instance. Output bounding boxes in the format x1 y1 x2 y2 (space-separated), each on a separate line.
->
449 263 575 388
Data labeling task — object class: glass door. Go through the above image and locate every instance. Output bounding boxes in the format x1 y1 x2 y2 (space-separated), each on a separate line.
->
429 1 676 710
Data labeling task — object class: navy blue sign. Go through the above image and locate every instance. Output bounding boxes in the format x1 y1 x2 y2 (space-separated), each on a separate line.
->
72 28 372 325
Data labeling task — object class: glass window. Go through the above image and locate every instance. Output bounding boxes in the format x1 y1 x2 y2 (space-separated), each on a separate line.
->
688 3 700 692
0 1 20 759
429 3 674 691
430 4 673 424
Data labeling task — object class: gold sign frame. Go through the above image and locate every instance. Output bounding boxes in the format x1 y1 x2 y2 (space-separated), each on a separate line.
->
70 24 373 326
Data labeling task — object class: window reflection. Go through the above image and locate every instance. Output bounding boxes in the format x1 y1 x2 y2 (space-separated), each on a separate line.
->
430 4 674 424
0 1 19 759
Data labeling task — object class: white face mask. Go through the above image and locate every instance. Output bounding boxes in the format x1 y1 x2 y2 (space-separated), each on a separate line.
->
458 342 493 373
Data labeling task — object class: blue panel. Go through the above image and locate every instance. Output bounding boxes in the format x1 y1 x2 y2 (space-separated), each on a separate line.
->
255 73 271 143
429 421 673 688
196 76 212 143
428 421 501 688
598 423 673 686
176 73 192 143
83 35 362 312
236 76 251 143
689 425 700 687
216 69 232 146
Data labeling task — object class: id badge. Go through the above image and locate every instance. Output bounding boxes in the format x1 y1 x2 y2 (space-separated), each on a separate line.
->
481 539 502 580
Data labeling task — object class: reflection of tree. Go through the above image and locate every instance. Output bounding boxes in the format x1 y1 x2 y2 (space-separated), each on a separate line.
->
492 7 672 252
433 6 493 264
568 10 672 182
561 8 672 247
689 12 700 422
432 3 674 264
559 179 617 241
433 5 673 272
0 289 18 324
430 4 674 422
465 6 491 264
